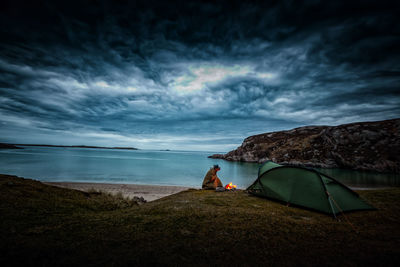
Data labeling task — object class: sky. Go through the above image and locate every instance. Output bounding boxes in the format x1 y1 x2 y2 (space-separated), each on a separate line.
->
0 0 399 152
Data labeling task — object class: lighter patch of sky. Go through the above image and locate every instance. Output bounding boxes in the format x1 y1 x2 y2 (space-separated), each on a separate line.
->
0 59 58 78
94 80 137 92
95 81 110 88
0 114 34 127
170 63 278 93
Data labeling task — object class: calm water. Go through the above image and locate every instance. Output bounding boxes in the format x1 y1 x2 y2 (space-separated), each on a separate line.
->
0 146 399 188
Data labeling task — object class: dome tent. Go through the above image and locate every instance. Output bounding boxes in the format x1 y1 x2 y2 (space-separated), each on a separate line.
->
247 161 374 216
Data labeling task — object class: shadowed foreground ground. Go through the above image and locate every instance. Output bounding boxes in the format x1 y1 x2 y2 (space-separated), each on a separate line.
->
1 174 399 266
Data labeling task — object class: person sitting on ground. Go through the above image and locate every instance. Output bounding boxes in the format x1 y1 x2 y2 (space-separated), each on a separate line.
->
202 165 223 189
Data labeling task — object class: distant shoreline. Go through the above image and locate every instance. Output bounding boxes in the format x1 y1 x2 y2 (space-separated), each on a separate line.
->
1 143 138 150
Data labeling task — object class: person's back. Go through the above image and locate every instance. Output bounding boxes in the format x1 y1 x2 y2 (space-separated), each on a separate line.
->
202 165 223 189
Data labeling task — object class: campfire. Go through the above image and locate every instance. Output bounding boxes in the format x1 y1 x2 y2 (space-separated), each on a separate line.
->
225 182 237 190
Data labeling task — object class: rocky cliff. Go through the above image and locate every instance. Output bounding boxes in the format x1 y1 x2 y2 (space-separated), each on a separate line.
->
209 119 400 173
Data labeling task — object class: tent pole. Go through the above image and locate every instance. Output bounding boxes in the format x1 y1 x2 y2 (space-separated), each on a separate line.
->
327 193 337 219
316 172 337 218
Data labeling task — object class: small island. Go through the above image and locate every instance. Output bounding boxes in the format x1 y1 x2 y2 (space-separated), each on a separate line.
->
0 143 23 149
0 143 138 150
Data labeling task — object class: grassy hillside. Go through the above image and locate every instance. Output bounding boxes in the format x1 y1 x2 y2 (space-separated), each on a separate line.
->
1 174 399 266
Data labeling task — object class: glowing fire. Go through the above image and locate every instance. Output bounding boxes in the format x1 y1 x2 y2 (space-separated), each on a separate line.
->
225 182 237 190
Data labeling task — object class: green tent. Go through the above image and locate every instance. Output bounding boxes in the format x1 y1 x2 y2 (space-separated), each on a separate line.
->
247 161 375 216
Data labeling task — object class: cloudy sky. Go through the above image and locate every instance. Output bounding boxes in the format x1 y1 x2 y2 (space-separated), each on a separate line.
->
0 0 399 151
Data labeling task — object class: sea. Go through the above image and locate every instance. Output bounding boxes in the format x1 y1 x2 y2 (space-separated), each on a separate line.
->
0 146 399 189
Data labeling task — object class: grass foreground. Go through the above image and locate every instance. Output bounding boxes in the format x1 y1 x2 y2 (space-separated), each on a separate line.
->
1 174 399 266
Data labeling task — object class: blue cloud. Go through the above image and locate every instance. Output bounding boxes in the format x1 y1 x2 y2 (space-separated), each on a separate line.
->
0 0 399 151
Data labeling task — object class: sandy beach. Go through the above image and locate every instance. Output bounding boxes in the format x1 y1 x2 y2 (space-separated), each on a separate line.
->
44 182 192 202
43 182 386 203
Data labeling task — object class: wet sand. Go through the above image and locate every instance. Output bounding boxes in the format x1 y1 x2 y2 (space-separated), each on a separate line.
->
44 182 192 202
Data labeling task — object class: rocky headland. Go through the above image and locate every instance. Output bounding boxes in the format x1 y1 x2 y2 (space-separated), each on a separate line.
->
210 119 400 173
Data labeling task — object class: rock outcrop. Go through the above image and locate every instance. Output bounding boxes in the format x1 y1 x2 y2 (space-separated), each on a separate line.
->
209 119 400 173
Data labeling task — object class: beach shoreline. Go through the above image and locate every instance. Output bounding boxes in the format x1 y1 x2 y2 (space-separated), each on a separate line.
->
44 181 192 202
43 181 391 203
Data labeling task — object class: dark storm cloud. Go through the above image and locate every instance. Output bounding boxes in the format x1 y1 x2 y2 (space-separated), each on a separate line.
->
0 0 399 150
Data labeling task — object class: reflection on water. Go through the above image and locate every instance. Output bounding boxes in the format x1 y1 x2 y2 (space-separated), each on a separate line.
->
315 168 400 188
0 146 398 189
